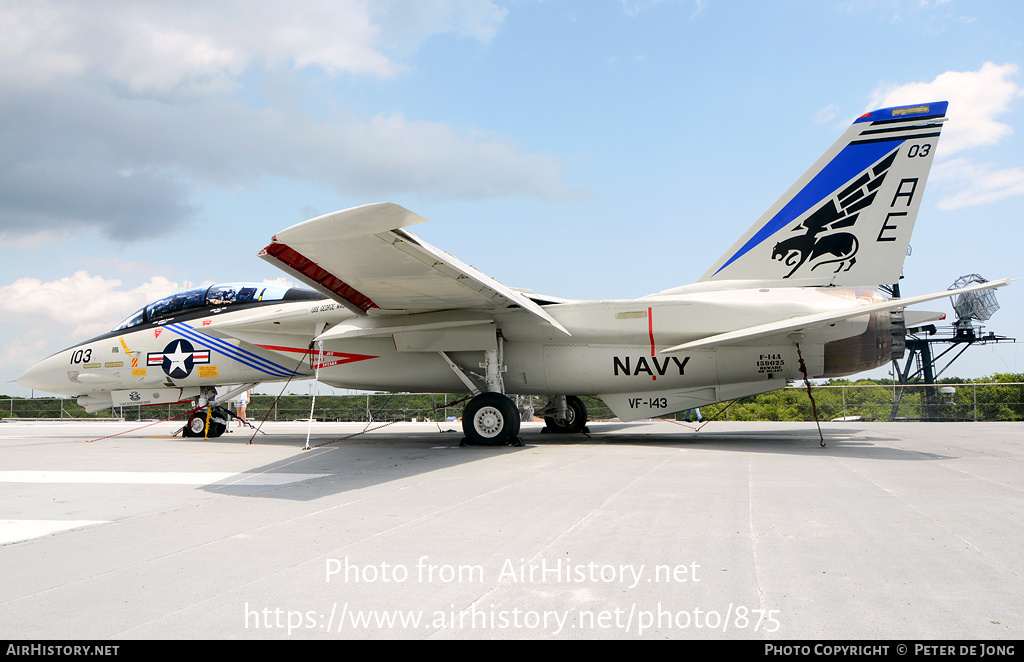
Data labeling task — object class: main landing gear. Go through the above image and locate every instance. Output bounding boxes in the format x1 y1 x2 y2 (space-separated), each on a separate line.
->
440 342 525 447
459 392 590 443
439 340 589 446
462 392 521 446
540 395 588 434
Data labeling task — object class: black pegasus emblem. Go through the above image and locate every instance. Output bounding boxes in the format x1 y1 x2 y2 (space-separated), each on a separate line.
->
772 150 897 278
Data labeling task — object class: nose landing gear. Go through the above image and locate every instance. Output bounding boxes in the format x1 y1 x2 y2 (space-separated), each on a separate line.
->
182 405 230 438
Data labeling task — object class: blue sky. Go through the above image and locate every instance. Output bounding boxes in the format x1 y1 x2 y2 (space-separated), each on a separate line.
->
2 0 1023 396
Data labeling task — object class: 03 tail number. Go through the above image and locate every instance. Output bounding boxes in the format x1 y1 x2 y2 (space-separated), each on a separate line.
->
907 144 931 158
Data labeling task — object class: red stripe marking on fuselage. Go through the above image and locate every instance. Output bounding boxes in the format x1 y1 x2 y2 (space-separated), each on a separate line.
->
255 344 378 367
648 307 656 381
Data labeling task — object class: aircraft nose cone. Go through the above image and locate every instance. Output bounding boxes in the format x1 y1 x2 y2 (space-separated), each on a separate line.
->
16 354 69 395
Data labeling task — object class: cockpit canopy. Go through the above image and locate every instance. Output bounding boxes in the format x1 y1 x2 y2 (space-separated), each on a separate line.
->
112 282 323 331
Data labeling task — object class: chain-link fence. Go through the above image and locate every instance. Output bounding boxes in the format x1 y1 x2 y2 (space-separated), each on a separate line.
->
800 382 1024 422
691 383 1024 422
3 383 1023 423
0 393 492 424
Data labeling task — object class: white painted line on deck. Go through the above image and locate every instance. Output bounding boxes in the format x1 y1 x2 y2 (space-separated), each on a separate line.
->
0 471 328 486
0 519 109 545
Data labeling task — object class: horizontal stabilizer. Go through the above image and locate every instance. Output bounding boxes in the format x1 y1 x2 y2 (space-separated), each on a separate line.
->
660 278 1011 354
904 310 946 327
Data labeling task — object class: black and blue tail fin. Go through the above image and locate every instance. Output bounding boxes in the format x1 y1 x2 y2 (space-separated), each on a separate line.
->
701 102 947 287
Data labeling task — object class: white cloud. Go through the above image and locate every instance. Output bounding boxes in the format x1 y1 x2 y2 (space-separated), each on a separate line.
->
0 90 573 239
0 336 49 370
0 0 508 96
815 104 840 126
0 0 571 241
931 158 1024 210
0 271 187 339
619 0 663 18
618 0 705 19
259 277 299 291
865 63 1024 210
375 0 509 50
867 62 1023 155
0 275 315 393
0 273 302 373
0 229 76 249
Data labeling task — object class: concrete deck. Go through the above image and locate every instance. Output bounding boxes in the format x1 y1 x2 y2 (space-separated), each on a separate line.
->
0 419 1020 639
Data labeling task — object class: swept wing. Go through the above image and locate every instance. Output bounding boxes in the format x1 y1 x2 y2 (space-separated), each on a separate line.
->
258 203 569 335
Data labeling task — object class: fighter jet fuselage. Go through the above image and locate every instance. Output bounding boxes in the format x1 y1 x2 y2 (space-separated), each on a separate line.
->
16 101 1012 445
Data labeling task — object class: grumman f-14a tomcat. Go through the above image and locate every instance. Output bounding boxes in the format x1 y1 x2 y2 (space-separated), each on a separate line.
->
17 101 1010 445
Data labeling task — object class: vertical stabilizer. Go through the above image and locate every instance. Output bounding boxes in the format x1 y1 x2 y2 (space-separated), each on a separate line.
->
700 102 947 287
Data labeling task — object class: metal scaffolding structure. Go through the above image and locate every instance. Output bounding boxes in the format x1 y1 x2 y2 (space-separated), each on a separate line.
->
889 274 1015 421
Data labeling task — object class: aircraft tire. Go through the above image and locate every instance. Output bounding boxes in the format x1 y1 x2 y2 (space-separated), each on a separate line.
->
207 418 227 438
183 408 228 438
183 412 206 437
544 395 587 434
463 392 520 446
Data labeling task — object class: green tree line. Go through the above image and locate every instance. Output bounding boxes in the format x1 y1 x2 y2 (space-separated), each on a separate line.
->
3 374 1023 422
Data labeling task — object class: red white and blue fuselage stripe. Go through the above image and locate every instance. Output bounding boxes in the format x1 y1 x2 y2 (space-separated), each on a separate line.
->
166 322 301 378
